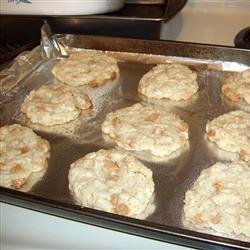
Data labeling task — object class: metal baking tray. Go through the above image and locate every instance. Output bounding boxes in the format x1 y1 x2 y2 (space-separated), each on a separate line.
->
1 35 250 250
0 0 187 45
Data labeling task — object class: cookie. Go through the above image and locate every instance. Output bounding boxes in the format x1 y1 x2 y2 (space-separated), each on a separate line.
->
52 51 119 87
139 93 198 110
221 69 250 112
68 149 155 219
21 83 92 126
0 124 50 190
102 103 189 160
138 63 198 101
206 110 250 162
27 116 82 137
183 162 250 240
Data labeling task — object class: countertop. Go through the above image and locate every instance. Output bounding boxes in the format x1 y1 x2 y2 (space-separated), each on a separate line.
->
1 202 191 250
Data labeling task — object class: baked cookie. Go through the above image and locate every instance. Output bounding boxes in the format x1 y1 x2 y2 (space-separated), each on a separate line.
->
27 116 82 137
52 51 119 87
221 69 250 112
68 149 155 219
0 124 50 190
183 162 250 240
206 110 250 162
21 83 92 126
138 63 198 101
102 103 189 161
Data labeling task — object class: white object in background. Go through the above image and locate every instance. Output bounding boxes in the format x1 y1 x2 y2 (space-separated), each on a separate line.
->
1 202 193 250
0 0 125 15
161 0 250 46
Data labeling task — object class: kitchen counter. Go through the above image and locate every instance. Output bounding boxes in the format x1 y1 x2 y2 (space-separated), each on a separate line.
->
1 202 191 249
161 0 250 46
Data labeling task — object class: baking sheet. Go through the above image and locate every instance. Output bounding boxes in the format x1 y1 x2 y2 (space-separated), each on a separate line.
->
0 35 250 250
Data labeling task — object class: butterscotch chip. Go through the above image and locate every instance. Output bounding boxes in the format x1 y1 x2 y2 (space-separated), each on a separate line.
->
112 117 121 127
21 83 91 126
138 63 198 101
10 164 23 174
52 50 119 87
145 112 159 122
221 69 250 112
102 103 189 160
183 162 250 240
20 146 29 154
0 124 50 190
116 203 129 216
68 149 155 219
205 110 250 162
103 161 119 174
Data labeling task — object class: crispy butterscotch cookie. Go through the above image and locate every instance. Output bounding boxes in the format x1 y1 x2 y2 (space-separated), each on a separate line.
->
102 103 189 160
221 69 250 112
138 63 198 101
183 161 250 240
21 83 91 126
52 51 119 87
68 149 155 219
206 110 250 162
0 124 50 190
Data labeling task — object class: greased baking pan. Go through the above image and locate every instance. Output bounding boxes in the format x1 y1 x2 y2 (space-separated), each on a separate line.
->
0 35 250 250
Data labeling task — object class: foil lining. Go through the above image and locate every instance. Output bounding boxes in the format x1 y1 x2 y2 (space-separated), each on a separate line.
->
0 30 249 246
41 21 69 60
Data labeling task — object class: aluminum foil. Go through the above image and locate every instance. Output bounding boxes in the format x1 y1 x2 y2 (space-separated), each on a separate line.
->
0 22 67 103
41 21 69 60
0 30 249 245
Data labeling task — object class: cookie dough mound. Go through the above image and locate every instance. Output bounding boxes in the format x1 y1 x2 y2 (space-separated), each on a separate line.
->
0 124 50 190
183 162 250 240
102 103 189 159
222 69 250 112
138 63 198 101
52 51 119 87
206 110 250 162
69 149 155 219
21 83 92 126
